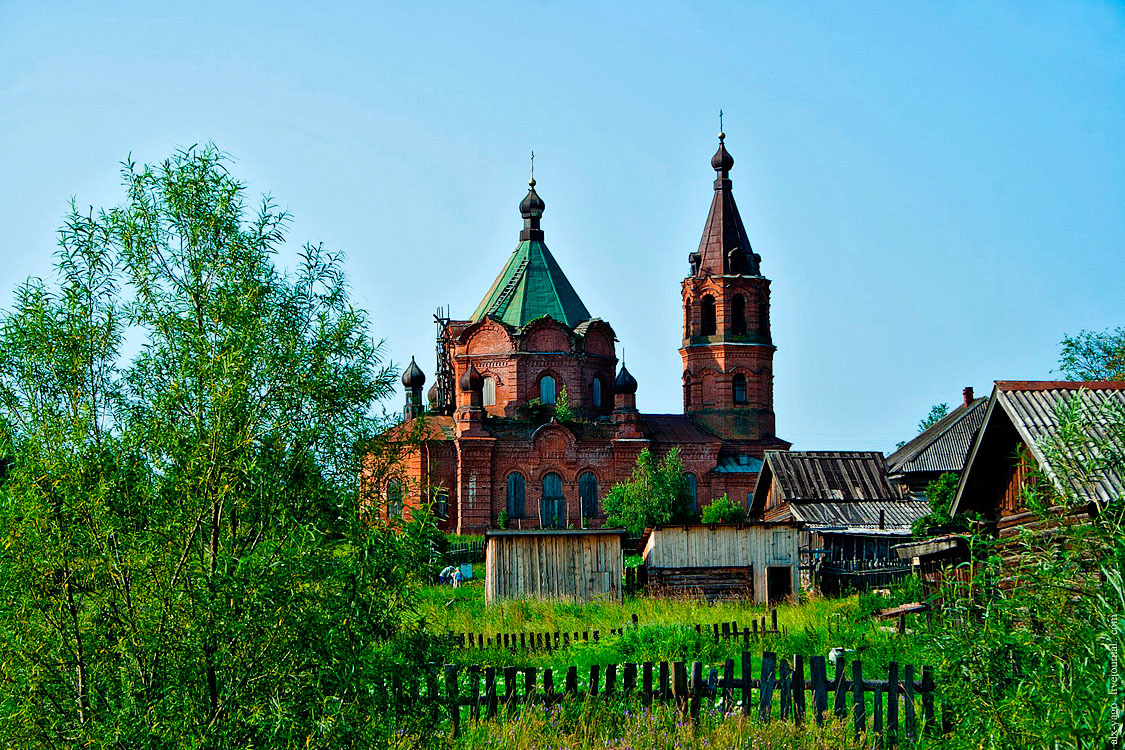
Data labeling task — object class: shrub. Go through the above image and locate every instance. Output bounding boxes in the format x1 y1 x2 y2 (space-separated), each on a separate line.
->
701 493 747 524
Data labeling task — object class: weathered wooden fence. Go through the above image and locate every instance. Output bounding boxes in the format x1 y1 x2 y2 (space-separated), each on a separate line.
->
451 610 784 650
818 558 912 595
446 540 486 566
439 652 946 743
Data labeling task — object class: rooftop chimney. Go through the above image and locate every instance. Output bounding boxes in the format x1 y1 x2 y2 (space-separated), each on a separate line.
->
963 386 974 407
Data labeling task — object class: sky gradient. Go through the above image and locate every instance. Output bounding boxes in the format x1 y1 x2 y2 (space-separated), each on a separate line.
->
2 2 1122 451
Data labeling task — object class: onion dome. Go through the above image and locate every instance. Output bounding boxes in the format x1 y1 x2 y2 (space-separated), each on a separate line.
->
427 382 439 406
614 364 638 395
711 131 734 176
401 356 426 389
459 362 484 392
519 177 546 242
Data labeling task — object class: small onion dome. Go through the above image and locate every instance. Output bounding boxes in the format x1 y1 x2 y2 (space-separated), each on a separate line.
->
401 356 426 389
711 132 734 174
459 362 484 392
519 181 545 219
427 382 439 405
614 364 638 395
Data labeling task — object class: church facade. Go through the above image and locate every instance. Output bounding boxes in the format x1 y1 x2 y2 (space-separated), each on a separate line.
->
387 134 790 534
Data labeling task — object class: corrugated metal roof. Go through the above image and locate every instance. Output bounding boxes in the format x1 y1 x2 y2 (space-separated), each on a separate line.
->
951 381 1125 515
763 451 900 502
886 398 988 476
789 500 929 535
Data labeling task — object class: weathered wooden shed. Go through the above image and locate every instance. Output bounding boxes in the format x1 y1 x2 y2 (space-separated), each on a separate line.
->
484 529 626 604
640 523 799 603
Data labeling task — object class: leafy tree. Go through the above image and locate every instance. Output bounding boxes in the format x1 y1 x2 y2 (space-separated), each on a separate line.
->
919 402 950 432
0 146 440 746
700 493 747 524
909 471 963 535
602 447 697 535
1058 326 1125 381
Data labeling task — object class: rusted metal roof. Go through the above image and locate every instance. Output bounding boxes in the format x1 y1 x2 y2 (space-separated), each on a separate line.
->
886 398 988 476
640 414 721 444
951 381 1125 515
788 500 929 535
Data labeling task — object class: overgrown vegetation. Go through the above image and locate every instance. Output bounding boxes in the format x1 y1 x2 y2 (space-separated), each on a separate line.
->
700 493 747 524
602 448 697 535
0 146 440 747
1058 326 1125 381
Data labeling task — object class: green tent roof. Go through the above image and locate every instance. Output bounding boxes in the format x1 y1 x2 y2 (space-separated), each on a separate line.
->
470 240 592 329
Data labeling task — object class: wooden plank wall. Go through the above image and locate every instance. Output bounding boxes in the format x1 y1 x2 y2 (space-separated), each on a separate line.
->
643 526 798 604
486 534 623 604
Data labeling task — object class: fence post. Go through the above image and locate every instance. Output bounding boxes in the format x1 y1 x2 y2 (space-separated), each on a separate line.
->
444 664 460 738
689 662 703 720
921 665 935 735
810 655 828 726
760 651 777 722
873 684 883 737
469 665 481 721
777 659 792 721
543 668 554 710
643 662 653 706
660 661 671 702
741 650 753 716
792 655 806 725
833 655 847 720
887 661 899 743
504 667 517 709
852 660 865 737
772 608 778 632
624 662 636 696
589 664 600 697
904 664 916 740
673 661 688 712
566 666 577 699
524 667 537 705
722 658 735 713
606 664 617 696
485 667 498 719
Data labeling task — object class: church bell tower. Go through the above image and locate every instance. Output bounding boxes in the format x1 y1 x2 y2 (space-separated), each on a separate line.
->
680 132 777 441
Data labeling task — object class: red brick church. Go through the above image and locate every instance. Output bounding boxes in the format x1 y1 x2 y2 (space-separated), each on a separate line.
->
385 134 789 533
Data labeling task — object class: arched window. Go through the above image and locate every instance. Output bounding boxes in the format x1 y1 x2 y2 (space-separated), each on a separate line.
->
387 478 404 519
684 473 698 513
482 376 496 407
433 488 449 519
731 294 747 335
701 295 716 336
579 472 598 519
591 377 602 409
733 373 748 404
540 375 556 405
506 472 526 519
683 377 692 410
541 472 564 528
758 298 769 338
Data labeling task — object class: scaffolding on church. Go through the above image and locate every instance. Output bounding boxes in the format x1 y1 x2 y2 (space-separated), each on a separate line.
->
433 305 455 415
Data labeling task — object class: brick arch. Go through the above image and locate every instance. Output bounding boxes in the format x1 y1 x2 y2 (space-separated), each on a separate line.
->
522 317 576 353
461 317 516 355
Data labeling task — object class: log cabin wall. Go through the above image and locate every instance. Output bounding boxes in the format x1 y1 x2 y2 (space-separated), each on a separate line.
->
642 524 799 603
484 530 624 604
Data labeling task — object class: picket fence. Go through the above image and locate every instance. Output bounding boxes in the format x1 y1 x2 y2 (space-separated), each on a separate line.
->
437 651 945 744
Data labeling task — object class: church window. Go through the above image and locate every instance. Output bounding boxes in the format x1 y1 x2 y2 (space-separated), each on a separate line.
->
540 374 556 405
482 376 496 406
592 377 602 409
701 295 716 336
683 377 692 410
506 472 526 518
541 472 564 528
731 294 747 335
684 473 698 513
579 472 598 518
387 478 404 519
733 373 748 404
433 488 449 519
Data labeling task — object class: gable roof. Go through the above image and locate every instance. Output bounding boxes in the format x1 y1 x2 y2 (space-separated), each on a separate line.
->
950 381 1125 516
470 240 592 329
886 398 988 476
788 500 929 535
750 450 906 516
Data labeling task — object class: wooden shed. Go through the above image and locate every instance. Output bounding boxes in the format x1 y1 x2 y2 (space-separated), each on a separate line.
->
640 523 799 603
484 529 626 604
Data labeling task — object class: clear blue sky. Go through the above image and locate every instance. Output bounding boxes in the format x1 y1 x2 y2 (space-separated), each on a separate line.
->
2 2 1122 451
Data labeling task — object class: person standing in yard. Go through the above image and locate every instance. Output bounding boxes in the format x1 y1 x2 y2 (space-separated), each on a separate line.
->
452 567 463 589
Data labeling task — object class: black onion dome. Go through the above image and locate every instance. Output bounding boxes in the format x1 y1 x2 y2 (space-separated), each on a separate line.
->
459 362 484 392
519 179 545 218
711 132 734 174
401 356 426 389
614 364 638 395
427 382 439 405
